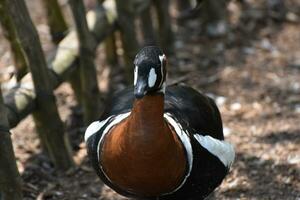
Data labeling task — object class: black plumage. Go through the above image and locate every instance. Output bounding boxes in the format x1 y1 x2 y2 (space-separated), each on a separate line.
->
87 85 228 200
85 46 233 200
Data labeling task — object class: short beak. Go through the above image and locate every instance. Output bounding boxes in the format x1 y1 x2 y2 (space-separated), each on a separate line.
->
134 81 147 99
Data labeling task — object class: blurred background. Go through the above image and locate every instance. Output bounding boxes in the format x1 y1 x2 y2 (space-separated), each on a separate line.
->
0 0 299 199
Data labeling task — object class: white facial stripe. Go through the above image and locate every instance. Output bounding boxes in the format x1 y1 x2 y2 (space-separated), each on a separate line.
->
159 54 166 64
159 54 166 87
84 117 113 141
134 65 138 86
193 134 235 168
158 82 166 94
148 68 157 88
164 113 193 193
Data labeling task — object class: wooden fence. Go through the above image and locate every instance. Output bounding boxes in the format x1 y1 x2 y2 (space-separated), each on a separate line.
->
0 0 225 199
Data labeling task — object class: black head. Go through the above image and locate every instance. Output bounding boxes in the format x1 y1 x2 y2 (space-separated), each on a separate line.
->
133 46 167 99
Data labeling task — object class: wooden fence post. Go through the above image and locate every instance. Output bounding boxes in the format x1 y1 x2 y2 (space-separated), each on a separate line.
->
42 0 68 44
105 33 118 66
0 86 22 200
69 0 102 125
3 0 74 170
115 0 139 83
2 6 117 129
202 0 228 37
97 0 118 67
42 0 84 107
0 3 28 81
175 0 191 12
153 0 174 54
140 5 156 46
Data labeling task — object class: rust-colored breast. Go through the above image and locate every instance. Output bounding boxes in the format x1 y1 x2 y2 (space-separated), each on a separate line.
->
99 95 187 197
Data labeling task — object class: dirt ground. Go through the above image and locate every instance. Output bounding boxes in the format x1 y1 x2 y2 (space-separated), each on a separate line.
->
0 0 299 199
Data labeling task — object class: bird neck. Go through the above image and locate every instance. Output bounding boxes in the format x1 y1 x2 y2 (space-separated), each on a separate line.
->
130 94 165 135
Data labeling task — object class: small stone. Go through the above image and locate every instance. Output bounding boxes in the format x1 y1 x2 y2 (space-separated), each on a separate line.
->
242 47 255 55
261 38 276 51
295 105 300 113
206 21 228 38
286 12 299 22
55 191 63 196
216 96 226 107
287 155 300 164
223 127 232 137
81 193 88 198
175 40 184 49
230 102 242 111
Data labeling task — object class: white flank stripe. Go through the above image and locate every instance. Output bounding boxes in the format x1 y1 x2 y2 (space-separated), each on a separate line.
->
148 68 157 88
164 113 193 193
193 134 235 168
84 117 112 142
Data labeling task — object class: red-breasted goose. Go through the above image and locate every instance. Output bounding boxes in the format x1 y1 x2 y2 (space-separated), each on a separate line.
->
85 46 235 200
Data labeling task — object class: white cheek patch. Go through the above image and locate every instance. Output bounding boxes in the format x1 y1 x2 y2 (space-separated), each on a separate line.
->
148 68 157 88
134 66 138 86
193 134 235 168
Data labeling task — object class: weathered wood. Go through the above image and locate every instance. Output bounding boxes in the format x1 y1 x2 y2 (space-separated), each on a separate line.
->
4 0 74 169
105 34 118 66
175 0 191 11
0 86 22 200
42 0 68 44
140 5 156 46
153 0 174 54
200 0 228 37
115 0 140 83
201 0 227 23
97 0 105 4
3 4 117 129
41 0 83 107
0 2 28 81
69 0 102 125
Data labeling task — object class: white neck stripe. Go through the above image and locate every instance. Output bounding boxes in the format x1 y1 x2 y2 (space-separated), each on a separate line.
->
163 113 193 194
134 66 138 86
84 117 113 142
96 112 131 161
158 54 165 88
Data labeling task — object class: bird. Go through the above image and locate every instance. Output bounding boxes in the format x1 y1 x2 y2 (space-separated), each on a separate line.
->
84 46 235 200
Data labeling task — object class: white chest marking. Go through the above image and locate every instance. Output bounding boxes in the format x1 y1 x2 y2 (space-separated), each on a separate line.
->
163 113 193 194
84 112 131 144
148 68 157 88
96 112 131 159
84 117 112 142
193 134 235 168
93 112 131 184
